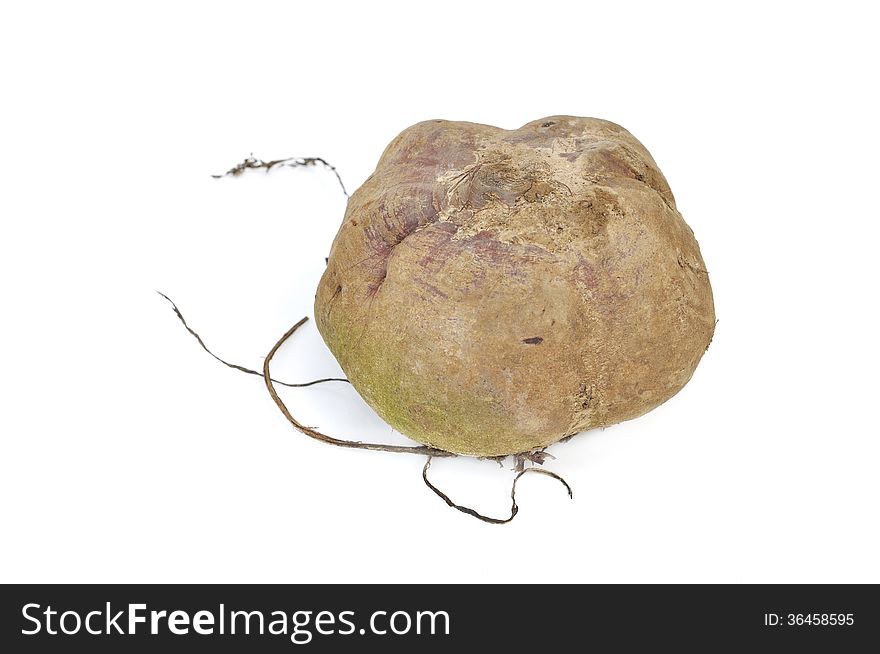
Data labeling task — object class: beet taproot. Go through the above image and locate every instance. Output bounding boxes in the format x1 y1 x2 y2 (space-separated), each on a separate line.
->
314 116 715 457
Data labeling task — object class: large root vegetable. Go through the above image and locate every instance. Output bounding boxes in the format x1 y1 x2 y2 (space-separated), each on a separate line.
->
315 116 715 457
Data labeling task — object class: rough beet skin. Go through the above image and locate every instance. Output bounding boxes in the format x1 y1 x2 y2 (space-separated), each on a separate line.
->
315 116 715 457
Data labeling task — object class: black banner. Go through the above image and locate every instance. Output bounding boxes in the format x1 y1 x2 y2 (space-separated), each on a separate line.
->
1 584 875 651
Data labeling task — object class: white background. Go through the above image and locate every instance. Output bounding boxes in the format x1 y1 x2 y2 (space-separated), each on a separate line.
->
1 1 878 583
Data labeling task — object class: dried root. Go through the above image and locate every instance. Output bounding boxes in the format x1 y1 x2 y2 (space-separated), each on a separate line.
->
422 456 572 524
212 155 349 198
157 291 348 389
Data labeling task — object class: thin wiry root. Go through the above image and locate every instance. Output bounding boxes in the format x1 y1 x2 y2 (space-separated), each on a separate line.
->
157 291 349 389
422 456 573 525
212 154 349 198
263 317 454 457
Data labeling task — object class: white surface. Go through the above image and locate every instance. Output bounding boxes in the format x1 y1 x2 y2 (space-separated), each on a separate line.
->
1 1 878 583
